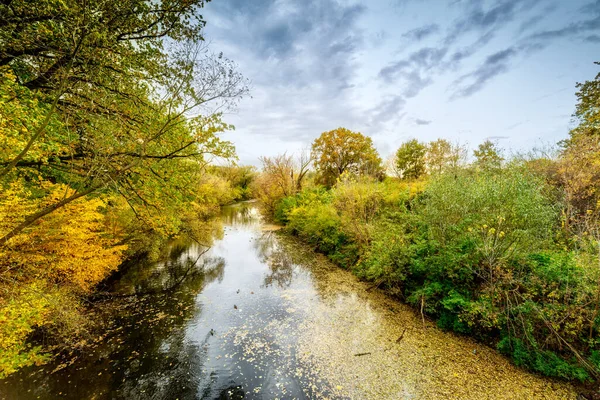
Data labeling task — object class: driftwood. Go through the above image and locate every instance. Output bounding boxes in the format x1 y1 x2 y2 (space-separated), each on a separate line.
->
396 328 407 343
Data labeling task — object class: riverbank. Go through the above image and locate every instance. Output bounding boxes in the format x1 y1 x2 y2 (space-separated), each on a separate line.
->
267 168 600 387
0 202 581 399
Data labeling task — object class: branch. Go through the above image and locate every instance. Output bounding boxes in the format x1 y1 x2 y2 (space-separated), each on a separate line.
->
0 186 99 247
0 29 87 179
0 90 62 179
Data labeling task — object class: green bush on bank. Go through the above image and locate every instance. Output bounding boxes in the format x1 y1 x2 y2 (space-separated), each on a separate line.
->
272 166 600 382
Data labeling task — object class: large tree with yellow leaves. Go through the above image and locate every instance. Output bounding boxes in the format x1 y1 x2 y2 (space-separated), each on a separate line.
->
311 127 383 187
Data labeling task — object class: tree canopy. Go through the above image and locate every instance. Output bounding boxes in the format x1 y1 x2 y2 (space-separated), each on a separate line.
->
394 139 426 180
0 0 249 244
311 127 382 187
572 61 600 138
0 0 250 373
473 140 504 171
426 138 465 174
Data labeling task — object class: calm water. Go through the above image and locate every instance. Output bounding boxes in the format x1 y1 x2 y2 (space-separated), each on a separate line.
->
0 202 578 399
0 203 335 399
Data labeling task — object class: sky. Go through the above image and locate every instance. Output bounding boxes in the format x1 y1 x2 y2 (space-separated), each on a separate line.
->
200 0 600 165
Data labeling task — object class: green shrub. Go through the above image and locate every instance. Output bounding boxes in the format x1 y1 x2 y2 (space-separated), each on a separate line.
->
419 168 558 259
287 201 341 254
270 166 600 381
355 210 414 294
274 196 298 224
497 337 590 382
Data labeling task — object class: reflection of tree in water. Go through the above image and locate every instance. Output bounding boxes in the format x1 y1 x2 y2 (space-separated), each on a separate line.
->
215 385 245 400
255 231 346 301
1 243 227 400
112 254 226 400
254 231 295 289
254 231 276 261
220 202 259 226
263 248 294 289
107 244 223 295
105 216 224 295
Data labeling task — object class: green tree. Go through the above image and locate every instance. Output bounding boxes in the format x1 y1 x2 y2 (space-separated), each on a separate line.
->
394 139 426 180
571 61 600 138
0 0 249 244
311 128 382 187
426 138 466 174
0 0 251 376
474 140 504 171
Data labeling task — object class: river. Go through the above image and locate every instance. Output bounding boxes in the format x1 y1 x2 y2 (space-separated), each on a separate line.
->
0 202 578 399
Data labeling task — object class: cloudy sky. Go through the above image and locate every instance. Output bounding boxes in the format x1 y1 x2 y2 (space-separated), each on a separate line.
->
201 0 600 165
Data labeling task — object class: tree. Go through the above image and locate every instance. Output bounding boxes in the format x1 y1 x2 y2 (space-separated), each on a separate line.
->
571 61 600 138
394 139 426 180
0 1 249 245
474 140 504 171
559 65 600 373
260 151 312 196
560 64 600 228
0 0 219 178
259 154 296 199
311 128 382 187
0 0 250 376
254 151 312 212
1 0 209 92
426 139 466 174
209 164 256 201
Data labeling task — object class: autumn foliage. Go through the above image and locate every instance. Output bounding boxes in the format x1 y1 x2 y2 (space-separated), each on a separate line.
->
0 0 249 377
311 128 383 187
0 181 127 375
261 65 600 382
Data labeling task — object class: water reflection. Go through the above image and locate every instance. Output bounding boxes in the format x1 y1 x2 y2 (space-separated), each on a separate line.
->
0 202 324 400
0 202 576 399
220 201 259 227
0 229 228 400
256 232 295 289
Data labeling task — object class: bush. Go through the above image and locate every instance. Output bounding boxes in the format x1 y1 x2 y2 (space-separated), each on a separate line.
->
497 337 590 381
332 176 386 247
419 168 558 259
269 165 600 381
355 209 414 295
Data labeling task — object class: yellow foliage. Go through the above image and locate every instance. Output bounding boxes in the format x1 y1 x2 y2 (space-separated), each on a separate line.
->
559 134 600 211
0 180 41 237
383 177 428 199
312 128 383 187
0 180 127 375
0 282 52 377
1 183 127 293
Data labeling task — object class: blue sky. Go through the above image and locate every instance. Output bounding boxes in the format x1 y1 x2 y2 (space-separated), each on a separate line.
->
201 0 600 165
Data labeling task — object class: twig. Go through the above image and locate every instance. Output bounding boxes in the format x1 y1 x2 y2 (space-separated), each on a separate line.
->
396 328 407 343
420 296 426 327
